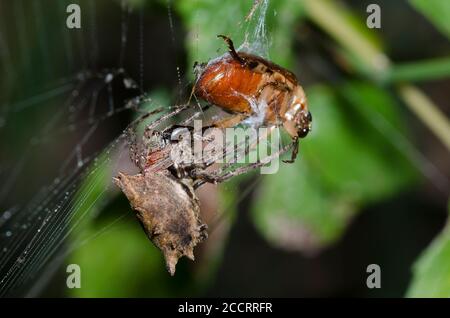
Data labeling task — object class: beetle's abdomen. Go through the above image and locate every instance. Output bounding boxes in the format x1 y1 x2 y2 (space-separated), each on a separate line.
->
195 57 261 114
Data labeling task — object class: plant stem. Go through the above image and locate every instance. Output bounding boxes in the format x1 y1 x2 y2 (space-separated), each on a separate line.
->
302 0 390 74
386 57 450 83
398 84 450 151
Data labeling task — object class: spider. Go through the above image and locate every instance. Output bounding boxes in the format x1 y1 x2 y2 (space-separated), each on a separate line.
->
115 104 290 275
124 103 293 186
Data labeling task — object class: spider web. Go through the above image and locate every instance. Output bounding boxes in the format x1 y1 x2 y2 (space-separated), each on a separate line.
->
0 0 274 296
0 0 178 296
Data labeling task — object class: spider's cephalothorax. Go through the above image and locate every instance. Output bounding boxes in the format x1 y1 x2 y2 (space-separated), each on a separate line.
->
194 35 312 163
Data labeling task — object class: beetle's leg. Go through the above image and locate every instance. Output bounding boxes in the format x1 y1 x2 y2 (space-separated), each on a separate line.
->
212 113 248 129
217 35 246 65
282 137 299 164
256 81 291 122
255 81 291 100
198 113 248 134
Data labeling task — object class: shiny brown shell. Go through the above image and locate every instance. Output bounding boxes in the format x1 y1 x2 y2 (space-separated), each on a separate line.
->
194 52 299 124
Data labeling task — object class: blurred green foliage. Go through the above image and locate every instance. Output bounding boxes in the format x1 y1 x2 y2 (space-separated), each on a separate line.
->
175 0 304 72
410 0 450 39
252 83 418 251
407 214 450 297
386 57 450 83
70 215 198 297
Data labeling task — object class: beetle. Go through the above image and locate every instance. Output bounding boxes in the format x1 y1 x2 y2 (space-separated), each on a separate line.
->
194 35 312 163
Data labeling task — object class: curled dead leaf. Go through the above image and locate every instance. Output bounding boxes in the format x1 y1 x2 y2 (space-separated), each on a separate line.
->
114 171 208 275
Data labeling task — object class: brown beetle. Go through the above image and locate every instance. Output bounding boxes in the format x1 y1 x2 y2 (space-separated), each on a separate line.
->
194 35 312 163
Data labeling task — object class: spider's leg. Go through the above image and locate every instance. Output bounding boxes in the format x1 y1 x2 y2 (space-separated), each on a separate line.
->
196 114 252 168
193 140 293 187
125 104 190 170
127 125 141 169
136 104 191 143
170 104 212 129
124 106 165 170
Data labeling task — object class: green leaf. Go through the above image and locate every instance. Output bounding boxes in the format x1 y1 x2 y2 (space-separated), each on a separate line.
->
252 84 419 252
252 158 355 252
407 222 450 297
410 0 450 40
68 215 197 297
304 84 418 203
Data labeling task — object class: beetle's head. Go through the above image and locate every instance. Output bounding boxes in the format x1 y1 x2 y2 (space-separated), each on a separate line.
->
283 85 312 139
